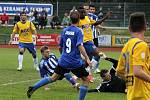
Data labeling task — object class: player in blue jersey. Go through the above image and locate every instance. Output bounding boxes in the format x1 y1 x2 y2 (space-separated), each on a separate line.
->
89 4 99 47
39 45 79 90
88 4 101 74
27 11 92 100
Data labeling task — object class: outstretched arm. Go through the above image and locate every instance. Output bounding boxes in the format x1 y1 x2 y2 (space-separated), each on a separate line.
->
104 57 118 76
88 89 99 93
9 32 16 45
92 11 112 26
9 24 18 44
105 57 118 69
88 83 108 93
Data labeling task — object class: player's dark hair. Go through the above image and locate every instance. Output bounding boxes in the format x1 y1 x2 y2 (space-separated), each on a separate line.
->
78 6 84 10
40 45 49 53
20 12 26 16
77 6 86 19
100 69 109 77
82 3 89 8
89 4 95 8
70 11 80 24
129 12 146 32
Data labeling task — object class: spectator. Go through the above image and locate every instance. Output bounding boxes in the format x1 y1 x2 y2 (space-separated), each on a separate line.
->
29 9 34 16
13 12 20 25
50 14 61 29
39 7 48 29
61 13 70 27
33 8 39 29
69 6 77 15
0 12 9 26
29 9 35 22
33 8 38 20
22 8 26 14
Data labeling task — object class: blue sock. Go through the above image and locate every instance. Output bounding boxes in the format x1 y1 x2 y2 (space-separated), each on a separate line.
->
94 56 100 69
95 62 99 69
94 56 100 61
32 77 53 91
64 73 76 85
78 85 88 100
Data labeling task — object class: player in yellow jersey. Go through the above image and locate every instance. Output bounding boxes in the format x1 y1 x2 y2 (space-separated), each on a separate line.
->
9 12 39 71
116 12 150 100
77 6 112 82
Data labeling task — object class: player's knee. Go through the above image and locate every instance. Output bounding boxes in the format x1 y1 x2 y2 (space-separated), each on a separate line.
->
82 76 88 81
19 48 25 54
51 74 60 81
51 77 57 82
81 77 89 86
19 52 24 55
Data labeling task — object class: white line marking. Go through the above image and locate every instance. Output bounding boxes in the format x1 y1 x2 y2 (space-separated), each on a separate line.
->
0 79 39 86
0 77 100 87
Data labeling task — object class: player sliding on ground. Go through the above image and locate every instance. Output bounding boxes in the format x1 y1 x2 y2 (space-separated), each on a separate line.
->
39 45 79 90
27 11 92 100
88 54 126 93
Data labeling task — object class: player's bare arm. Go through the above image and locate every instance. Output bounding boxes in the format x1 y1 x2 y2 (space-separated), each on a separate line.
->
93 11 112 26
9 32 16 45
34 30 38 38
32 29 37 35
133 65 150 83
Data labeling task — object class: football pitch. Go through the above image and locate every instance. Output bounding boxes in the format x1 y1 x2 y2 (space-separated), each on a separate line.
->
0 48 126 100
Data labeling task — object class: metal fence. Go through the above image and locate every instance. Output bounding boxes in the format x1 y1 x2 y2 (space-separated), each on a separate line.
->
0 2 150 27
0 34 10 44
0 2 150 44
54 2 150 27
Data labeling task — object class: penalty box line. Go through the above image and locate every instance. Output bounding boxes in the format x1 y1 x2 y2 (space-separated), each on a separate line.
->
0 76 101 87
0 79 40 86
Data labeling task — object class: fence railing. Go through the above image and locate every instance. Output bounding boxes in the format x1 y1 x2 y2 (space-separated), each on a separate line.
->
0 34 10 44
0 2 150 27
54 2 150 27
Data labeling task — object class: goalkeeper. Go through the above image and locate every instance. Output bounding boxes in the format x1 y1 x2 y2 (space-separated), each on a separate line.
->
88 54 126 93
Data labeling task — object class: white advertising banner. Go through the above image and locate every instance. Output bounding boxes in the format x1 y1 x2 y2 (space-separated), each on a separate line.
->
0 3 53 16
98 35 111 46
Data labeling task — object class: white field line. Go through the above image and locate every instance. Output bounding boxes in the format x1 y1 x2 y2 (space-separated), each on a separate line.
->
0 76 100 87
0 79 39 86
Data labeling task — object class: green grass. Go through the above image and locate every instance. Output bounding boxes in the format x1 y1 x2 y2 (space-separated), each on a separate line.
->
0 27 62 35
0 48 126 100
0 27 150 36
1 27 150 44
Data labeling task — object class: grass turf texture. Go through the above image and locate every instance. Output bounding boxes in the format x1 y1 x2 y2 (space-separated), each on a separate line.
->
0 27 150 36
0 48 126 100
